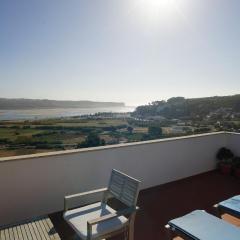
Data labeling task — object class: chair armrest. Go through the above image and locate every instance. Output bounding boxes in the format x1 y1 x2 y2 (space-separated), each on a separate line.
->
88 206 139 226
64 187 107 211
87 206 139 237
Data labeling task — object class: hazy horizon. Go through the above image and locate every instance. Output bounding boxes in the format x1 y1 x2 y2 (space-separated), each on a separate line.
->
1 0 240 106
1 93 240 107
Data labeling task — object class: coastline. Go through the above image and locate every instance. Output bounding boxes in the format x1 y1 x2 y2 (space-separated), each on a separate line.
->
0 106 135 121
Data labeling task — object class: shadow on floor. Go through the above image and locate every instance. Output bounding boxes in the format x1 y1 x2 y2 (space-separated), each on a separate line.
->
50 170 240 240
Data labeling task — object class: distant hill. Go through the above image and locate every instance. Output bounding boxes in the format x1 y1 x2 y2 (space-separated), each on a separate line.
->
0 98 125 110
132 95 240 119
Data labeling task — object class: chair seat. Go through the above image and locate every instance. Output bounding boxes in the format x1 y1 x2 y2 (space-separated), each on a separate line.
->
63 202 128 240
219 195 240 217
169 210 240 240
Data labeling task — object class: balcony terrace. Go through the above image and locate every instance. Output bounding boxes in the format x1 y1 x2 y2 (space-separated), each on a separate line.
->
50 170 240 240
0 132 239 240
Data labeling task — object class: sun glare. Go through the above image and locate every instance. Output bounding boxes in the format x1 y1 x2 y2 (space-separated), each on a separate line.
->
132 0 177 24
146 0 173 7
138 0 174 10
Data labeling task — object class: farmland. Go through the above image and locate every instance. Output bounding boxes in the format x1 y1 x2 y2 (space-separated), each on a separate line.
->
0 117 149 157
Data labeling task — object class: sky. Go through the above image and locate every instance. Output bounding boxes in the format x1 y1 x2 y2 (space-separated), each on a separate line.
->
0 0 240 106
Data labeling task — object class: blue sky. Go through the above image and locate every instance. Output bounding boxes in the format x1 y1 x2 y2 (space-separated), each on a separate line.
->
0 0 240 106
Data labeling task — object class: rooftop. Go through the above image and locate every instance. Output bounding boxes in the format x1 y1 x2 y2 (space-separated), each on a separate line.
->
50 171 240 240
0 132 240 240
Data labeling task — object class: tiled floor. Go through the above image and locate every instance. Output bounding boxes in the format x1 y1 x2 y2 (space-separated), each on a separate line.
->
50 170 240 240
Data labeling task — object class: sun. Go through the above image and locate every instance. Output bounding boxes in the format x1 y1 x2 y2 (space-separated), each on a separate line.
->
138 0 174 10
132 0 176 23
145 0 173 7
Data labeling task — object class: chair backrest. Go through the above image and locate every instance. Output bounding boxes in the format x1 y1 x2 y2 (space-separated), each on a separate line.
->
107 169 141 207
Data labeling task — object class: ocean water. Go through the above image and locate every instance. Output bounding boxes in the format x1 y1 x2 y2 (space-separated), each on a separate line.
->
0 106 135 120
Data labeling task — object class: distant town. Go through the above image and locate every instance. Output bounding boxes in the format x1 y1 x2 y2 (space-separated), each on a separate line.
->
0 94 239 157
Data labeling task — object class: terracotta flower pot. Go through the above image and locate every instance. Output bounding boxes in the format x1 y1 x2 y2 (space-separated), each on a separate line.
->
234 168 240 178
219 163 232 175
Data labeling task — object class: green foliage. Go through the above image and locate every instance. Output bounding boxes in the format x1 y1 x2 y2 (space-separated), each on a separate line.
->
148 126 162 139
194 127 211 134
216 147 234 164
10 125 21 129
0 138 11 144
77 133 105 148
32 131 57 138
22 125 31 129
125 133 144 142
127 126 133 134
14 135 63 147
132 95 240 119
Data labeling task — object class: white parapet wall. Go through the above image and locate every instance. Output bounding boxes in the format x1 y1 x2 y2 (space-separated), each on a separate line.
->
0 132 230 226
226 132 240 156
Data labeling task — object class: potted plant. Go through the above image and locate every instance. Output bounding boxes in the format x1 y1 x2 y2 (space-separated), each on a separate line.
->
216 147 234 175
233 156 240 178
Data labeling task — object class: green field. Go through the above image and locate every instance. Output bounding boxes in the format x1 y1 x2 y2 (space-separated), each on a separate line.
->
0 117 149 158
0 116 204 158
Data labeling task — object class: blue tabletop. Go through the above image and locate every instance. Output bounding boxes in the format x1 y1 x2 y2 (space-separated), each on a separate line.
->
169 210 240 240
219 195 240 216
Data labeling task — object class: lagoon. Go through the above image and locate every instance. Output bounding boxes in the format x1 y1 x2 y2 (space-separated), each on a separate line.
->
0 106 135 120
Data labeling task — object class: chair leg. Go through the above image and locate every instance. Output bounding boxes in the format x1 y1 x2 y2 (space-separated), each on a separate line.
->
128 213 136 240
124 225 129 240
213 204 224 219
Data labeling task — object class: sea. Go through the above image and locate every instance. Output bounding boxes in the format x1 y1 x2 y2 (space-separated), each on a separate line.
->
0 106 135 121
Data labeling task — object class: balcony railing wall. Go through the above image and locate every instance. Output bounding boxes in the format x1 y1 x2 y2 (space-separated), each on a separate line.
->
226 132 240 156
0 132 234 227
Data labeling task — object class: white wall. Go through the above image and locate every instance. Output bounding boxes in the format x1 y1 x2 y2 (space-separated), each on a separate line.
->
226 132 240 156
0 133 227 226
